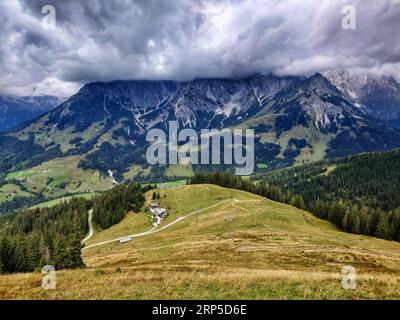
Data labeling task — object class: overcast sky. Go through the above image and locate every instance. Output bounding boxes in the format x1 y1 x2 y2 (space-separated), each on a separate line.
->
0 0 399 97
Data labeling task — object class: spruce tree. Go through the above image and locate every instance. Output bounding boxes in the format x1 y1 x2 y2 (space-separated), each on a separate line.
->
39 234 50 267
26 233 41 271
13 236 28 273
342 211 350 232
350 211 361 234
374 215 390 240
68 232 85 268
0 236 11 273
389 211 400 240
53 235 69 269
358 206 370 235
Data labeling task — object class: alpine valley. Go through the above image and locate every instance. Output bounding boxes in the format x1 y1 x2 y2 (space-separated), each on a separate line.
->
1 68 400 299
3 0 400 301
1 70 400 208
0 95 63 132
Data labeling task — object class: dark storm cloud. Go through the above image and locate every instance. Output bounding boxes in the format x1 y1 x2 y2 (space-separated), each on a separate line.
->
0 0 399 96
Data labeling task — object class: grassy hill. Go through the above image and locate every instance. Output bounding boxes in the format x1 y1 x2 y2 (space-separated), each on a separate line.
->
256 149 400 242
1 184 399 299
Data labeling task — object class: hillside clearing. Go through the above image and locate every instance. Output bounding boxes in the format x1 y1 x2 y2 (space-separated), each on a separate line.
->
0 184 34 203
27 192 98 210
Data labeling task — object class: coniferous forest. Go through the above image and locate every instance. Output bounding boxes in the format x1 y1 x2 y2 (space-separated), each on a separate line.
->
260 150 400 241
0 198 90 274
0 183 147 274
93 183 146 229
191 153 400 242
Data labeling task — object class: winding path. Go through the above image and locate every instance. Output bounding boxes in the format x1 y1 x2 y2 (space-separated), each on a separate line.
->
82 199 233 251
82 209 94 243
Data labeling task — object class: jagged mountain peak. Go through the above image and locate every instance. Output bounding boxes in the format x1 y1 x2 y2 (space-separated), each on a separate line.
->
324 70 400 127
39 72 398 134
323 69 399 97
301 73 341 95
2 71 400 181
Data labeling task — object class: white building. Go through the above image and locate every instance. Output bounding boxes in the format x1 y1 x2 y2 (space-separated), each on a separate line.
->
118 237 132 244
149 204 168 227
154 207 167 217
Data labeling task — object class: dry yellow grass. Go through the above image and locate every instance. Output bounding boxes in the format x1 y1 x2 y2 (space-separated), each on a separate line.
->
1 184 399 300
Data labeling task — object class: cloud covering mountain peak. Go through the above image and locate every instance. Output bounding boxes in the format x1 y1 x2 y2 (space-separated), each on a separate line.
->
1 0 399 97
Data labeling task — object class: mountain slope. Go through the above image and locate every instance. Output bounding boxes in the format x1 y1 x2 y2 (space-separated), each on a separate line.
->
261 149 400 241
262 148 400 212
0 95 63 132
2 73 400 184
1 184 400 299
324 70 400 128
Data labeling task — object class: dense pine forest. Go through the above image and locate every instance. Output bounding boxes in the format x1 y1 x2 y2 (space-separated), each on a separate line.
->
0 198 90 274
260 149 400 241
0 183 148 274
191 160 400 242
262 149 400 211
93 183 146 229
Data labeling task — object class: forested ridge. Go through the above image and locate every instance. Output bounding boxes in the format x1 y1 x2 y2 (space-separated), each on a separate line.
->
0 182 148 274
191 157 400 242
93 183 146 229
262 149 400 211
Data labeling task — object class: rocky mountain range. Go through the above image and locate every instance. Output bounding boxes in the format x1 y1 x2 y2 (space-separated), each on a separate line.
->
1 71 400 181
324 70 400 128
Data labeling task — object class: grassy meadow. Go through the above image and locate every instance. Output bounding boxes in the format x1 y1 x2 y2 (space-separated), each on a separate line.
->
0 184 399 299
5 156 113 198
27 192 99 210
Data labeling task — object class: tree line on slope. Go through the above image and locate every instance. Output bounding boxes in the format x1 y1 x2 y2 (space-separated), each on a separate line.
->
262 150 400 211
92 183 146 229
0 182 149 274
260 150 400 241
190 172 400 242
0 198 90 274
